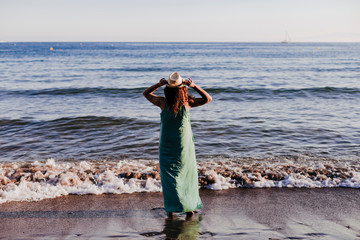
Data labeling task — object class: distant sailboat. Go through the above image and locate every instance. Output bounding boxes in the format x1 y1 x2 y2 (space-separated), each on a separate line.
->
281 31 291 44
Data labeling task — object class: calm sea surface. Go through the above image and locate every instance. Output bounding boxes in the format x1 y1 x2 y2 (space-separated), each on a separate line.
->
1 42 359 162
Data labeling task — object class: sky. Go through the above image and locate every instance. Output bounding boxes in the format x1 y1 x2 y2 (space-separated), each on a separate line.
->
0 0 359 42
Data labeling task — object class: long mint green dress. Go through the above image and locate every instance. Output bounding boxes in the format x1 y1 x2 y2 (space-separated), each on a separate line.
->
159 102 202 213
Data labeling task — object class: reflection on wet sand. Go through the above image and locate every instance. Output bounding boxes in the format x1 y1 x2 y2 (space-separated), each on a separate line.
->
162 215 201 240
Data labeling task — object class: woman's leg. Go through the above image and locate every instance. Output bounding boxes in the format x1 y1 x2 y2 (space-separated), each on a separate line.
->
185 211 194 219
167 212 174 219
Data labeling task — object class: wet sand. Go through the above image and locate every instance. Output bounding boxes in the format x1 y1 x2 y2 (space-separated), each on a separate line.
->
0 188 359 239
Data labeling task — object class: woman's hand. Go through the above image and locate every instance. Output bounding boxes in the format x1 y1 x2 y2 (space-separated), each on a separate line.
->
159 78 168 86
184 78 196 88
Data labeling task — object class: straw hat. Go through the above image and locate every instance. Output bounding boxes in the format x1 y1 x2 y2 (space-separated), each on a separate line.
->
167 72 185 88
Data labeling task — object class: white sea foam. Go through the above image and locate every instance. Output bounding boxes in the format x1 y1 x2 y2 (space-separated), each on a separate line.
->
202 170 236 190
0 159 162 204
1 157 359 204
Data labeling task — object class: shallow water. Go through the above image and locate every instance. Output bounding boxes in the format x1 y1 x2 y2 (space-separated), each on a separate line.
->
1 189 359 240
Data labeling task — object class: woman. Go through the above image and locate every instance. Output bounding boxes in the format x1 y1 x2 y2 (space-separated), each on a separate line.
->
143 72 212 219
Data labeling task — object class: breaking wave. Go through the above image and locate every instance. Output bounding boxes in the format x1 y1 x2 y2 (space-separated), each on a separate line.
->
1 157 359 204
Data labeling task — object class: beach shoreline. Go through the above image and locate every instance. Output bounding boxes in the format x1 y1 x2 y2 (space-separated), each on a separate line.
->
0 188 359 239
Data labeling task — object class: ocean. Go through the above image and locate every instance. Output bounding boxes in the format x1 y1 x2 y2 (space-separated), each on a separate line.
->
0 42 359 203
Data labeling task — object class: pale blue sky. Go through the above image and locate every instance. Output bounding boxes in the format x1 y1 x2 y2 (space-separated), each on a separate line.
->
1 0 359 42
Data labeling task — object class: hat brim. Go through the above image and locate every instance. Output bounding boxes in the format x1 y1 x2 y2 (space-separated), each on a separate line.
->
166 78 186 88
166 83 186 88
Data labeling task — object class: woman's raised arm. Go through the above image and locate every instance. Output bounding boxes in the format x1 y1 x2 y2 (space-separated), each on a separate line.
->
142 78 167 108
184 78 212 107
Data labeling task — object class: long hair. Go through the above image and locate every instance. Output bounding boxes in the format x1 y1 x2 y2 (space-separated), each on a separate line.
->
164 86 194 114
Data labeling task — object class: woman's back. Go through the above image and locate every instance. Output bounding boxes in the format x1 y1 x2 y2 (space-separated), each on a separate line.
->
159 102 201 213
160 103 192 159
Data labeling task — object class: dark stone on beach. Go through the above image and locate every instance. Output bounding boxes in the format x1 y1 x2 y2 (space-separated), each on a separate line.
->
232 175 251 185
242 168 252 173
199 169 206 174
316 175 327 181
133 173 141 179
153 172 160 180
10 171 24 181
89 176 97 184
20 163 33 169
118 172 133 179
206 176 215 184
198 175 215 186
117 171 160 181
1 177 12 185
264 172 284 181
